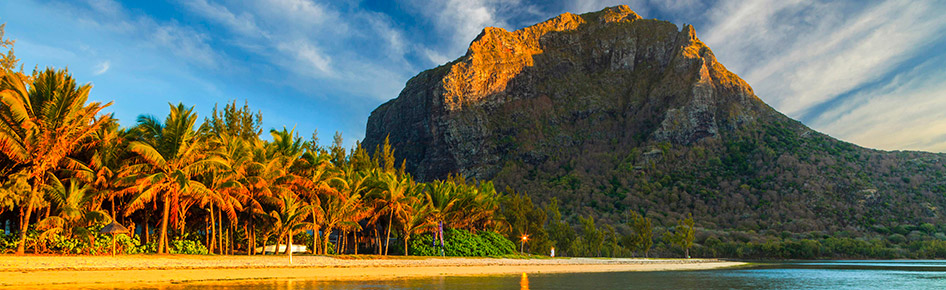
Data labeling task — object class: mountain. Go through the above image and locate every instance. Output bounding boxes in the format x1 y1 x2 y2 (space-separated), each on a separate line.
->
363 6 946 235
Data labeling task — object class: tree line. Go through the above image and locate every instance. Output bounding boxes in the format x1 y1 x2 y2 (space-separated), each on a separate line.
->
0 26 517 256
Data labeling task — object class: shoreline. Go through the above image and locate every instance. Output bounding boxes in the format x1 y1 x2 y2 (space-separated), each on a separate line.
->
0 255 745 287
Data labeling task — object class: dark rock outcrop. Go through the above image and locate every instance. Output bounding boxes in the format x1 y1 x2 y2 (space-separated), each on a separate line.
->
365 5 773 181
364 6 946 232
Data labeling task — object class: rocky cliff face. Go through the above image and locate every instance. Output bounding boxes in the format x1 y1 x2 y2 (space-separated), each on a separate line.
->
365 6 946 231
365 5 773 181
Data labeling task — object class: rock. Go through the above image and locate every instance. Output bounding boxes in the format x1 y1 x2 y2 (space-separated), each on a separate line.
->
364 5 770 181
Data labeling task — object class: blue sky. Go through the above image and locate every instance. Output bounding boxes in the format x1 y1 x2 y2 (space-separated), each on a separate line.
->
3 0 946 152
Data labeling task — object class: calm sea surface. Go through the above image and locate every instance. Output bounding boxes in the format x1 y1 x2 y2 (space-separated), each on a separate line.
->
80 260 946 289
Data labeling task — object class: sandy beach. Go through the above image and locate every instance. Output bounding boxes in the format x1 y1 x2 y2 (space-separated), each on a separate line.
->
0 255 744 288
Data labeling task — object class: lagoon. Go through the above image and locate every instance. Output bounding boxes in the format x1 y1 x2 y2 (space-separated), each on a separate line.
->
55 260 946 290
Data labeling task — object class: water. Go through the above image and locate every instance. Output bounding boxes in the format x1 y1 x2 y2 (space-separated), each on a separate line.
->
62 260 946 289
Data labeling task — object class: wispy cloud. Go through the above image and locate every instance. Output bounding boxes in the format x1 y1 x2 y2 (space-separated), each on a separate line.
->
92 60 110 75
812 54 946 152
695 0 946 151
277 40 333 77
151 23 220 68
405 0 545 64
178 0 265 38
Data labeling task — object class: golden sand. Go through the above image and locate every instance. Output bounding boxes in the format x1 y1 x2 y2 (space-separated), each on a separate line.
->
0 255 744 288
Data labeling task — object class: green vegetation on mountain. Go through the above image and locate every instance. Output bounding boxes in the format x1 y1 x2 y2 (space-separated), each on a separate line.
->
364 6 946 259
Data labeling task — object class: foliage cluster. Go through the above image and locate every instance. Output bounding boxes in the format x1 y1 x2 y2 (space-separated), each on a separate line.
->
0 27 510 257
408 229 516 257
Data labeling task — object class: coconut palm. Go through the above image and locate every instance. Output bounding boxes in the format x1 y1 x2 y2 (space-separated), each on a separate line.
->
123 103 222 254
320 166 371 254
235 139 281 255
264 189 311 261
0 68 111 254
35 175 109 253
371 172 413 255
201 134 248 254
425 180 459 228
297 146 337 254
453 180 503 231
400 197 434 256
85 119 134 220
318 190 364 254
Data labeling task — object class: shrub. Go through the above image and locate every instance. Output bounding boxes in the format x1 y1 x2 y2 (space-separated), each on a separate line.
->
409 229 516 257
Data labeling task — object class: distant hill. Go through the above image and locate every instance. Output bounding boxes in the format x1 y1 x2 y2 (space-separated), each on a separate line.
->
363 5 946 236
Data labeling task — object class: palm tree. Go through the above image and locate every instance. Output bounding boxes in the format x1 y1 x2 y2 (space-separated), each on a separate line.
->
0 68 111 254
123 103 222 254
297 146 337 255
85 119 135 221
264 189 311 262
425 180 458 228
320 166 371 255
453 180 503 231
235 139 280 255
371 172 413 255
318 190 364 254
400 197 433 256
35 176 109 253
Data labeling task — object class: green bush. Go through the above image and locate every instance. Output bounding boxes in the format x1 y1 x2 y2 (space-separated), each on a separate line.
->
409 229 516 257
141 234 209 255
0 230 16 252
170 239 209 255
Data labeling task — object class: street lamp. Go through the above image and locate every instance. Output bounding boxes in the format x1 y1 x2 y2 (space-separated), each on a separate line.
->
520 234 529 254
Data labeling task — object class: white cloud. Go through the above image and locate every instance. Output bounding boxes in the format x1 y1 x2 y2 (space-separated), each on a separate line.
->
406 0 529 61
811 56 946 152
701 0 946 117
151 23 219 68
179 0 265 37
277 40 333 77
421 47 450 65
93 60 110 75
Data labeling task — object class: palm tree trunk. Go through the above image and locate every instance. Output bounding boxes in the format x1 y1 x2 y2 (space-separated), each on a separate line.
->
404 235 409 256
15 183 39 254
218 208 224 255
375 227 381 255
249 220 255 255
275 231 282 255
312 224 320 255
209 204 216 254
354 230 358 255
226 225 231 255
384 211 393 256
158 194 171 254
242 224 248 255
143 206 152 245
323 226 333 255
288 230 293 264
342 231 348 254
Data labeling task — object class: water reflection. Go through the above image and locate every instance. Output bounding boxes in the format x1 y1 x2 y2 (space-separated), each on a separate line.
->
520 273 529 290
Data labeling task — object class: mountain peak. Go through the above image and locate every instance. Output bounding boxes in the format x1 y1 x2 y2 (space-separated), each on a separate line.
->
586 5 642 23
364 5 946 235
367 5 770 180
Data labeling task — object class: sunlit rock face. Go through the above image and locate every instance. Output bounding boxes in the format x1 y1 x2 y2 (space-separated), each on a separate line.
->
365 5 770 181
365 5 946 231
